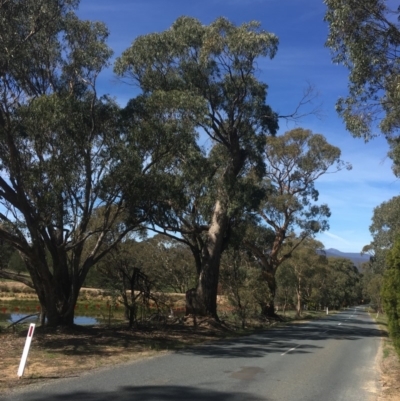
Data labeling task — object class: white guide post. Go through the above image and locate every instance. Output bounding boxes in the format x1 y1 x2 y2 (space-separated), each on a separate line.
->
17 323 35 378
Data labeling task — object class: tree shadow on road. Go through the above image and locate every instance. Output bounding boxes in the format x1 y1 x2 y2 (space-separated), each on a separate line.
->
8 385 267 401
175 318 385 359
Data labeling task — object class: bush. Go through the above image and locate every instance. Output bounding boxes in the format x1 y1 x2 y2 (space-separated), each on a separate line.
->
382 238 400 355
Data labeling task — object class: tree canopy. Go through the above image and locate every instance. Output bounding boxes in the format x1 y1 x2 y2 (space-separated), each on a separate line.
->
115 16 280 318
324 0 400 173
243 128 349 316
325 0 400 139
0 6 349 326
0 0 181 326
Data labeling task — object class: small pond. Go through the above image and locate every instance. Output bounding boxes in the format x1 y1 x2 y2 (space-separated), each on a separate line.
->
0 300 123 326
0 300 181 327
1 312 102 326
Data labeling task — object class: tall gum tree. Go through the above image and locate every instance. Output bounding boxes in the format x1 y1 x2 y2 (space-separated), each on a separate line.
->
0 0 179 326
115 16 280 318
0 0 124 326
244 128 350 317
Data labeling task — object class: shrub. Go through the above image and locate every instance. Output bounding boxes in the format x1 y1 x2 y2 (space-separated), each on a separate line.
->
382 238 400 355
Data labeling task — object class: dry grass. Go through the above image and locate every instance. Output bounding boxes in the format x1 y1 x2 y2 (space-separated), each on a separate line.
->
375 313 400 401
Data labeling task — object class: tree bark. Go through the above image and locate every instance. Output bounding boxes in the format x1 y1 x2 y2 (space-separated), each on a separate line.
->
40 283 79 327
185 200 228 318
29 261 80 327
260 270 281 319
296 288 302 317
296 276 302 317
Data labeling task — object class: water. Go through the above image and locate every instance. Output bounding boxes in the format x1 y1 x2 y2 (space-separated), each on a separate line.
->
2 313 101 326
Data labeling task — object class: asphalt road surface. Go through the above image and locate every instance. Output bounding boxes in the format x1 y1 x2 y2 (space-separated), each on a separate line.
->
1 306 382 401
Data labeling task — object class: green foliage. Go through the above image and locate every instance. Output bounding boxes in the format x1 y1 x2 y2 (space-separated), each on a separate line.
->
382 237 400 355
0 241 15 270
0 0 157 326
7 251 26 274
220 248 270 327
115 16 280 317
96 243 154 328
324 0 400 138
369 196 400 250
278 238 327 316
324 0 400 172
98 235 197 294
242 129 349 315
361 195 400 301
362 266 383 312
141 235 197 293
0 5 352 326
262 128 349 235
268 239 363 315
325 258 362 308
275 261 297 312
361 196 400 318
115 15 280 227
94 235 198 326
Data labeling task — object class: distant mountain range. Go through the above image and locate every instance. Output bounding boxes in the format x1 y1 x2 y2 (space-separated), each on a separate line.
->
322 248 370 269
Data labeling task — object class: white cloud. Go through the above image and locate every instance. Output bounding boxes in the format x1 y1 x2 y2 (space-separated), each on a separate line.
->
322 232 352 245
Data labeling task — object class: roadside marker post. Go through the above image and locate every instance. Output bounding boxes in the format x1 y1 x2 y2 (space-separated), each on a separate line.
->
17 323 35 378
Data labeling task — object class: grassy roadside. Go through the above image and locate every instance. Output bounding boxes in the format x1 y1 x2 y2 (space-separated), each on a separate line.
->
372 312 400 401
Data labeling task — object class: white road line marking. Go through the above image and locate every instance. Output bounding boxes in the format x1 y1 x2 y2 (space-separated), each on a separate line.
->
281 344 301 356
338 323 342 325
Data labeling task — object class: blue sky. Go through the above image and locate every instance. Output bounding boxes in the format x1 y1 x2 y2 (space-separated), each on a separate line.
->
77 0 399 253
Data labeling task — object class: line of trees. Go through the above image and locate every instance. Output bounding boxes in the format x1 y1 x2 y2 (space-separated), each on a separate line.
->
358 196 400 354
220 237 362 328
324 0 400 354
0 0 349 326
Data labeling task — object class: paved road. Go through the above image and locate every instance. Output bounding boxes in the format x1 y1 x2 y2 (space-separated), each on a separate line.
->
1 306 382 401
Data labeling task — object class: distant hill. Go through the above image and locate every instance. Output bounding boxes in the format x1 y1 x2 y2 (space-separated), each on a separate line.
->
322 248 370 270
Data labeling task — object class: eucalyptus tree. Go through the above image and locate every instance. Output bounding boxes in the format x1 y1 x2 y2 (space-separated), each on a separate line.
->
105 235 197 294
325 258 362 308
96 241 155 328
142 235 197 293
360 196 400 313
361 195 400 277
244 128 350 316
220 247 270 327
275 261 296 314
362 264 383 312
324 0 400 172
368 196 400 251
279 238 326 317
0 0 172 326
115 16 279 318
